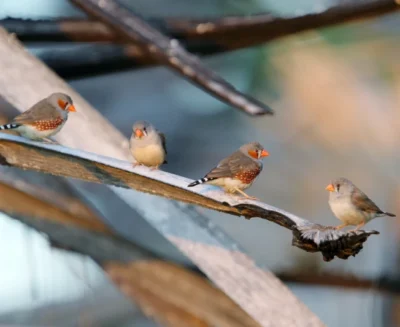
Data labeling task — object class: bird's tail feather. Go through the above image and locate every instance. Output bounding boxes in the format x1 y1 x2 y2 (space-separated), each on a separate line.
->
188 177 216 187
385 212 396 217
0 123 19 130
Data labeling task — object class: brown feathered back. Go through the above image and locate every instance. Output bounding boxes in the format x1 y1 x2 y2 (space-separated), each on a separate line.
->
205 150 261 179
12 98 62 125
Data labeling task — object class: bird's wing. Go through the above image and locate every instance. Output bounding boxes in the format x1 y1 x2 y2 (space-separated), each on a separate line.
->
351 188 382 214
158 132 167 155
205 151 256 179
12 99 59 125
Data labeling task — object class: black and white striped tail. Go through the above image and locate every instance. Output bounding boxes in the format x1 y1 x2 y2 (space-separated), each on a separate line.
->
188 177 216 187
0 123 19 130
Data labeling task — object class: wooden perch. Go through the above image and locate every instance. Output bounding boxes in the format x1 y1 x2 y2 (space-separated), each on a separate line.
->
0 134 379 262
70 0 273 116
0 27 323 326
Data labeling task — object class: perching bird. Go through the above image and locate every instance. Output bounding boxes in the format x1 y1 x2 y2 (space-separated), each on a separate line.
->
130 120 167 169
188 142 269 199
0 92 76 141
326 177 395 232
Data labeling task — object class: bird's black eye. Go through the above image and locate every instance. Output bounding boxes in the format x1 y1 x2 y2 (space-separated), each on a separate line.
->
336 184 340 191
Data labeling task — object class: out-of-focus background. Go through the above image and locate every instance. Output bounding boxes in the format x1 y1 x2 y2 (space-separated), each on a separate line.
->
1 0 400 326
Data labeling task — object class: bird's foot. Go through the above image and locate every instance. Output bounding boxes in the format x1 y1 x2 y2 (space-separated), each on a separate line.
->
41 138 58 145
150 165 159 171
348 222 365 233
233 188 258 201
242 195 258 201
132 162 141 168
335 224 348 230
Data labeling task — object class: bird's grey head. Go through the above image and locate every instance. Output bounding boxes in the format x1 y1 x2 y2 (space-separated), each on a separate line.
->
326 177 354 198
132 120 155 140
239 142 269 160
47 92 76 112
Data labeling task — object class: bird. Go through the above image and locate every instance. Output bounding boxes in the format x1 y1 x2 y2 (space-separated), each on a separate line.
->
326 177 395 232
130 120 167 170
187 142 269 200
0 92 76 141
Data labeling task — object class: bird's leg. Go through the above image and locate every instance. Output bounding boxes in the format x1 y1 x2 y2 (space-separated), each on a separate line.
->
335 223 349 230
132 162 140 168
349 221 365 233
41 137 58 144
234 188 258 201
150 165 159 171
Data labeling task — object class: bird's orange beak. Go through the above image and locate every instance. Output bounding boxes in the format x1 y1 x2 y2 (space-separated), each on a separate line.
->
68 105 76 112
325 184 335 192
135 129 144 138
260 149 269 157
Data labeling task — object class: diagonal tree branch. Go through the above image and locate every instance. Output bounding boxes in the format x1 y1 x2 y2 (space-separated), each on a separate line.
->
70 0 273 116
0 134 379 262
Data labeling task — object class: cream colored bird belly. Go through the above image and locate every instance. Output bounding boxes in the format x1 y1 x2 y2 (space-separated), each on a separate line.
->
132 144 165 167
329 198 371 225
209 177 250 193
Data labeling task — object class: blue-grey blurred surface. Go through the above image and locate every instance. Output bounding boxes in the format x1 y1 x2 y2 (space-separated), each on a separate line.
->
1 0 400 326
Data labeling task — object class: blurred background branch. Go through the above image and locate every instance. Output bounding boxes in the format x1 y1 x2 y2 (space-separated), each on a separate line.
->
2 0 399 80
4 0 399 46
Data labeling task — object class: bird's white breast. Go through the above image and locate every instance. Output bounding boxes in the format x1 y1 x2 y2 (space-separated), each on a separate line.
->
329 197 371 225
131 144 165 167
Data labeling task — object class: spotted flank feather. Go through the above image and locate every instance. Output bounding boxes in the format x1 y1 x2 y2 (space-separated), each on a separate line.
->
0 123 20 130
30 117 64 131
188 177 217 187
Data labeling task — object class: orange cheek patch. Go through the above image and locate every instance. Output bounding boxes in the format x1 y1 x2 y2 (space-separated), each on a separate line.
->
31 117 64 131
248 150 258 159
58 99 67 110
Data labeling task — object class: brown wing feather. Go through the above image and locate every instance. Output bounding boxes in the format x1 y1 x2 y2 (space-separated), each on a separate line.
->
351 188 382 214
205 151 258 179
158 132 167 164
12 99 60 125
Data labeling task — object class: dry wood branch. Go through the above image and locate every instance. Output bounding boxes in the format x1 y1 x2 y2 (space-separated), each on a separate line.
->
277 271 400 295
70 0 273 116
0 27 322 326
0 134 379 262
5 0 400 46
106 260 261 327
0 168 105 230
